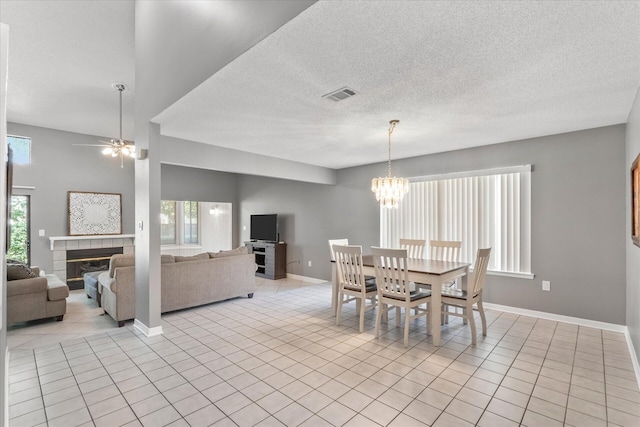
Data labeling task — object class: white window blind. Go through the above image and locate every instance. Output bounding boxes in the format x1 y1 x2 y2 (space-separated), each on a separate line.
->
381 166 532 277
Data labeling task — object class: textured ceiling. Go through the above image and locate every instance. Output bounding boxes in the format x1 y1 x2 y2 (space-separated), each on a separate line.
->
2 1 639 170
1 0 135 140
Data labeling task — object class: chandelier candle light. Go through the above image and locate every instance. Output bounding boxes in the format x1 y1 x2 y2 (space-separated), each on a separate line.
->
371 120 409 208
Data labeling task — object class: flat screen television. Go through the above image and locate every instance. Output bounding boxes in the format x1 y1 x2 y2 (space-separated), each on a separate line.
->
250 214 278 242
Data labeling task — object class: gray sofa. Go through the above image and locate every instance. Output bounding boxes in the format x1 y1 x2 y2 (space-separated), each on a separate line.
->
7 267 69 324
99 250 256 326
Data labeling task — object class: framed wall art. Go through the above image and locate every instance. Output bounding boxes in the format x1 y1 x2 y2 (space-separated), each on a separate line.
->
68 191 122 236
633 153 640 247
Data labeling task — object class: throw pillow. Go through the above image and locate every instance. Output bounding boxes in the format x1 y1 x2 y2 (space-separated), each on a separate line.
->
210 246 248 258
174 253 209 262
7 263 36 280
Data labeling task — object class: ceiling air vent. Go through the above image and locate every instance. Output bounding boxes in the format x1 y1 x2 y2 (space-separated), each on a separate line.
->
322 87 358 102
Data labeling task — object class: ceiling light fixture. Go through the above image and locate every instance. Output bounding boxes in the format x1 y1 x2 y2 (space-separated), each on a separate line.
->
371 120 409 208
103 83 135 168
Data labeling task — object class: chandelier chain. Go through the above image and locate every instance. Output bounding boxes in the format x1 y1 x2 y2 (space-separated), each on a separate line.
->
387 120 397 178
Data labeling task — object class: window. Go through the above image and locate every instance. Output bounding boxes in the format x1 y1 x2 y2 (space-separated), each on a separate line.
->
160 200 199 245
381 165 532 278
7 135 31 164
160 201 176 244
183 201 198 244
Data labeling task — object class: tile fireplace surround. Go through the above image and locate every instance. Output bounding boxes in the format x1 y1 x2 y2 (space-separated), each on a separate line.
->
49 234 135 282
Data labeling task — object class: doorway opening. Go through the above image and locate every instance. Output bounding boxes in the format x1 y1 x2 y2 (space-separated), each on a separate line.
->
8 195 30 265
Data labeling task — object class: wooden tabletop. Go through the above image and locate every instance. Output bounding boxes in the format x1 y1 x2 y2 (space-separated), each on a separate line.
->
361 255 470 276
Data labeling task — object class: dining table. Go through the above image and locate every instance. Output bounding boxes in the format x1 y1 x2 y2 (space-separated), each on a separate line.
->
331 255 470 347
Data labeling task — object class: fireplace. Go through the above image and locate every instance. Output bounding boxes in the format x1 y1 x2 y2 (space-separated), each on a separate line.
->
66 247 123 290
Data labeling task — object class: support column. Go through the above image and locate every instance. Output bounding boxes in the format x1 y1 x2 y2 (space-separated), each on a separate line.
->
1 22 10 426
133 122 162 336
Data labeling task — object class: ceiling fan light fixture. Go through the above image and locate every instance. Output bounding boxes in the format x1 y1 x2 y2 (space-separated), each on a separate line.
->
101 83 135 168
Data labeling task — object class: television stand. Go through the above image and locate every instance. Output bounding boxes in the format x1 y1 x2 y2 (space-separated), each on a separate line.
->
245 241 286 280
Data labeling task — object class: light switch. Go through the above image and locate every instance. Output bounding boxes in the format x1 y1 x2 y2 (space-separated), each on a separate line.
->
138 221 144 231
38 229 45 237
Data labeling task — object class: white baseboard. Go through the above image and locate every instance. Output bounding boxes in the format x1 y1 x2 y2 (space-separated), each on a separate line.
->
482 303 627 333
133 319 163 337
483 302 640 389
285 273 327 284
624 328 640 393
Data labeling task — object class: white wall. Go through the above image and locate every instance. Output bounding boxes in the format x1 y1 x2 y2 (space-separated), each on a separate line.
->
626 85 640 359
201 202 232 252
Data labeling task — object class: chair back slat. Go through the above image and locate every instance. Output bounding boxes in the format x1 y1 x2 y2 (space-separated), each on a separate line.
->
329 238 349 261
372 247 411 301
333 245 367 294
430 240 462 262
399 238 426 259
471 248 492 294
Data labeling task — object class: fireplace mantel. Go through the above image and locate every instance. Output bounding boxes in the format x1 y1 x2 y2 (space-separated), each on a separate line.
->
49 234 135 251
48 234 135 282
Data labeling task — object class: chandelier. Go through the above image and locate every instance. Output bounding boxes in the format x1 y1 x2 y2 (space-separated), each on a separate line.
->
101 83 136 168
371 120 409 208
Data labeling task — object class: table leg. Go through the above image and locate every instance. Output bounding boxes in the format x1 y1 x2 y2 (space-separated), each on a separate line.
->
431 280 441 347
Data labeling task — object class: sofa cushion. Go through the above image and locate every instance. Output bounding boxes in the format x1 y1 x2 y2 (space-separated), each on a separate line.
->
210 246 249 259
161 255 175 264
6 276 48 296
109 254 136 278
46 275 70 301
174 253 209 262
7 263 37 280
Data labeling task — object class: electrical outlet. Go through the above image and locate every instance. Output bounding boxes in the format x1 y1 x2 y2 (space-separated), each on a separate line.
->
542 280 551 291
308 260 312 267
39 229 45 237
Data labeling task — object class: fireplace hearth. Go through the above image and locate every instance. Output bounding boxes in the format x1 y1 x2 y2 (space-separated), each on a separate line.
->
66 247 123 290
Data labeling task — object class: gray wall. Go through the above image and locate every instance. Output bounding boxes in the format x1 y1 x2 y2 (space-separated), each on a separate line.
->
239 125 627 325
5 125 250 272
7 120 629 327
626 86 640 358
161 164 240 247
7 122 135 273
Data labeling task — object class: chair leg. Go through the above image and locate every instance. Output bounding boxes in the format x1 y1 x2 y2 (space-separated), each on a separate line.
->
467 304 477 345
336 290 344 326
404 307 411 347
359 297 366 333
375 301 383 339
395 307 401 327
477 299 487 336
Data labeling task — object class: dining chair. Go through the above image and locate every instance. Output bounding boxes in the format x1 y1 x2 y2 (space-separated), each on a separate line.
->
430 240 462 262
399 238 426 259
440 247 491 345
430 240 463 321
334 244 378 333
329 238 376 282
328 238 349 261
371 247 432 347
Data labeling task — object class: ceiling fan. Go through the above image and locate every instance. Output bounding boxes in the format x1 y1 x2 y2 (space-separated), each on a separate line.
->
75 83 135 168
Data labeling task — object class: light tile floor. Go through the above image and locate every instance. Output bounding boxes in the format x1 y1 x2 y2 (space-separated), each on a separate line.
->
7 277 640 426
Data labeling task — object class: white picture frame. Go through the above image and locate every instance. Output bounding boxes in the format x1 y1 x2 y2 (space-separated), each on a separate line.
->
68 191 122 236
